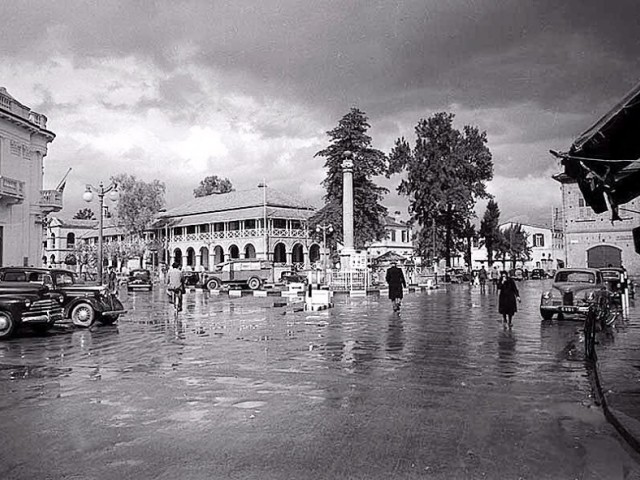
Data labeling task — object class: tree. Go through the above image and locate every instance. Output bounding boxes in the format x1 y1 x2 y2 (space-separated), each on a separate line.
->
193 175 234 197
73 208 95 220
111 173 166 238
389 112 493 266
502 223 531 269
460 221 477 270
479 200 501 266
309 108 388 249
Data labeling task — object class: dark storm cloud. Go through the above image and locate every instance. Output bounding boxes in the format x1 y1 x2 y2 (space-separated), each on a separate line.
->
3 0 639 118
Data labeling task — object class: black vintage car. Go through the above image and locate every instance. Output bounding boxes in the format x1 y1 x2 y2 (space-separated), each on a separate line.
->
127 269 153 291
0 282 64 339
0 267 126 328
530 268 546 280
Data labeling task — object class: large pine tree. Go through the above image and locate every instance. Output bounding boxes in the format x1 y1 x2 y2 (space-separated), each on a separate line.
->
310 108 388 249
479 199 501 266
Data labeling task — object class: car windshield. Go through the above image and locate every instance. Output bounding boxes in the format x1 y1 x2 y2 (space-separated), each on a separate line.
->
131 271 150 279
53 272 76 286
555 271 595 284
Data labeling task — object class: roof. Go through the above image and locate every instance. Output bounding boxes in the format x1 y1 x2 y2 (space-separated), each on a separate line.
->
51 217 98 229
556 80 640 219
383 216 408 228
166 206 315 227
374 251 408 262
161 187 316 218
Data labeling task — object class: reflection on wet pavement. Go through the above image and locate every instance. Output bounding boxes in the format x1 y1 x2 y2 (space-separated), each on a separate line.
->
0 282 637 479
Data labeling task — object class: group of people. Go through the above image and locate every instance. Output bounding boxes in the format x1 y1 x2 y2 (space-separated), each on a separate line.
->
385 262 520 326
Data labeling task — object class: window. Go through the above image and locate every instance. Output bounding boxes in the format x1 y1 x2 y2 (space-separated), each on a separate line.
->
214 222 224 232
533 233 545 247
186 225 196 234
244 219 256 229
391 230 396 242
273 219 287 229
290 220 302 230
401 230 408 243
200 224 209 233
174 227 183 236
66 232 75 247
578 198 585 207
228 221 240 231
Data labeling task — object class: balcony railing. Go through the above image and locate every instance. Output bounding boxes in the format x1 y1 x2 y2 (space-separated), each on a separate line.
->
0 176 25 204
172 228 309 243
0 88 48 129
40 189 63 213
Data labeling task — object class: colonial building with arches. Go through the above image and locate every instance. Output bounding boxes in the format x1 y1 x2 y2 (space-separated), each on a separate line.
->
153 186 321 271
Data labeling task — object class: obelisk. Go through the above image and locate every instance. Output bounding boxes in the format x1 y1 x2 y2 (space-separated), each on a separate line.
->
341 151 355 269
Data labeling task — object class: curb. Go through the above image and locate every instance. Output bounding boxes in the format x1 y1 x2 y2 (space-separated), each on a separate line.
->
591 336 640 455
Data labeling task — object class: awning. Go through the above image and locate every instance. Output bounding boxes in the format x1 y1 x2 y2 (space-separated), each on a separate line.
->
553 80 640 220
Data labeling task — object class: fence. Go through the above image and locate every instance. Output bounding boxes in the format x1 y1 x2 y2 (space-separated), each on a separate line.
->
327 269 369 291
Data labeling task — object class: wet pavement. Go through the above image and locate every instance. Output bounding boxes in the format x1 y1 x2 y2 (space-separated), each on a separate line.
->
1 281 639 479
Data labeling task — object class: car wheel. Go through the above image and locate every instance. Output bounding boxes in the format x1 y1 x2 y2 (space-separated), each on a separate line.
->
71 303 96 328
540 310 553 321
0 311 16 339
206 278 221 290
247 277 262 290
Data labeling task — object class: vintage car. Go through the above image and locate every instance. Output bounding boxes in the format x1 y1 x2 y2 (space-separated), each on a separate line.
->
530 268 546 280
540 268 611 321
509 268 524 281
280 271 309 285
599 267 631 307
127 269 153 291
0 267 126 328
204 260 272 290
0 282 65 339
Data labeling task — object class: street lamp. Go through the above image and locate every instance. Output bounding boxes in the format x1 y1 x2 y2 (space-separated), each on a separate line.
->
83 181 119 284
316 223 334 283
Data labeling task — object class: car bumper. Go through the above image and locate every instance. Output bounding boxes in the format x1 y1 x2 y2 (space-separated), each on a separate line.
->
540 305 591 315
22 311 64 324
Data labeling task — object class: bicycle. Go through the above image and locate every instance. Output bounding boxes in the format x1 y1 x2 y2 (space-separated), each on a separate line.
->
168 287 183 314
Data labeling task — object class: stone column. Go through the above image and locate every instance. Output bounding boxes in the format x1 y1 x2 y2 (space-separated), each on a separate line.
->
340 151 355 271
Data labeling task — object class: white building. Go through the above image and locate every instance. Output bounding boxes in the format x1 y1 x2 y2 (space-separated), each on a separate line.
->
0 87 61 266
366 215 413 260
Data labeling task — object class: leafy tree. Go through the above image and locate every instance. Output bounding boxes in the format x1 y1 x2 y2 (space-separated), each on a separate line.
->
74 242 97 275
389 112 493 266
104 238 148 266
111 173 166 238
502 223 531 269
479 200 501 266
193 175 234 197
309 108 388 250
460 221 477 270
73 208 95 220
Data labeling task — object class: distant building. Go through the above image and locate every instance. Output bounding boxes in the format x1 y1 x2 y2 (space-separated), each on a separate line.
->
554 172 640 274
152 187 319 270
44 217 96 267
366 215 414 261
469 219 564 272
0 87 61 266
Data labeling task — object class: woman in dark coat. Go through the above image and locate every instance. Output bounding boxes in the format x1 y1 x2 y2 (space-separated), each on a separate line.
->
386 262 407 311
497 270 520 326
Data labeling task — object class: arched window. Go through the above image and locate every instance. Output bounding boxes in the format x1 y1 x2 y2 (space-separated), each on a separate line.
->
292 243 304 263
309 244 321 263
66 232 75 247
173 248 183 266
229 245 240 259
273 243 286 263
186 247 196 267
213 246 224 264
244 243 256 259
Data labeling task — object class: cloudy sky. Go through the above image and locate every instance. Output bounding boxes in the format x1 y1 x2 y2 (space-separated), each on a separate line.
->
2 0 639 226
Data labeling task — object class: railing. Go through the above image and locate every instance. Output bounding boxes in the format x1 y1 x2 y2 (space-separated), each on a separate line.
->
328 269 369 291
40 189 63 212
0 176 25 203
171 228 309 242
0 89 48 128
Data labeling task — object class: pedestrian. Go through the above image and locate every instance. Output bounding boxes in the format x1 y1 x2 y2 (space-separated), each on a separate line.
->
385 261 407 312
106 266 118 296
490 265 500 291
497 270 520 327
166 262 185 312
478 266 488 294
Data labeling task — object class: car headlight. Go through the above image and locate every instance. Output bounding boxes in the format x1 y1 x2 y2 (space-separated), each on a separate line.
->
58 295 65 304
542 292 550 299
24 299 32 308
586 292 595 302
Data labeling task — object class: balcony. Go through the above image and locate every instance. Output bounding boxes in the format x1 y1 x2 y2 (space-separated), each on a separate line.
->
0 176 25 204
40 189 63 213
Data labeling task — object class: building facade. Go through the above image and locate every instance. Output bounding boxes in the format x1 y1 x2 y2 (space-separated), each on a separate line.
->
44 217 96 267
0 87 61 266
366 215 414 260
154 187 320 270
554 173 640 275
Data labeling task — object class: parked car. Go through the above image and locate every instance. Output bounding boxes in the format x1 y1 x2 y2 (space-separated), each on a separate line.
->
530 268 546 280
444 268 464 284
0 282 65 339
204 260 272 290
0 267 126 328
127 269 153 291
509 268 524 281
539 268 611 323
280 271 308 285
599 267 630 308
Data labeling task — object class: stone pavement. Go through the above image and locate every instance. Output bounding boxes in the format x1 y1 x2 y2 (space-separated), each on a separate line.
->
594 303 640 453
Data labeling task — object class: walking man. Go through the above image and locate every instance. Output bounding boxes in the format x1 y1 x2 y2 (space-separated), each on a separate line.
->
166 262 185 312
386 261 407 312
490 265 500 292
478 266 488 294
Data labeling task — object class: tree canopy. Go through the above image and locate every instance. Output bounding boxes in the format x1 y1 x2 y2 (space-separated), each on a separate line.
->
193 175 234 197
389 112 493 265
309 108 388 249
111 173 166 238
73 207 95 220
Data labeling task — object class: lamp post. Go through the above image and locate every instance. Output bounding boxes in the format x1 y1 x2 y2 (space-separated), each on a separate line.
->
83 181 119 284
258 182 268 261
316 223 333 283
